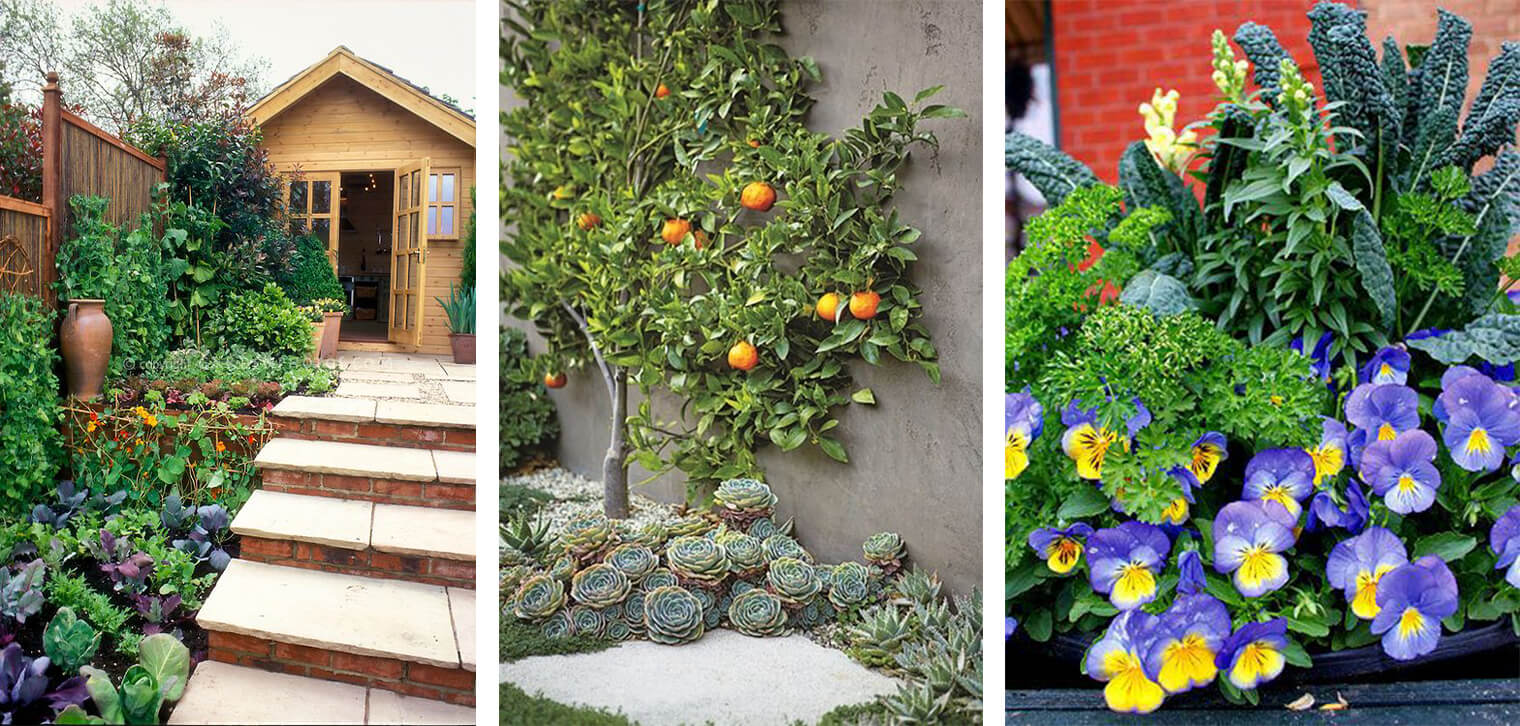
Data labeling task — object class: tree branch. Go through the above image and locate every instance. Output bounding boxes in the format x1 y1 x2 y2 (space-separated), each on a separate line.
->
560 300 616 403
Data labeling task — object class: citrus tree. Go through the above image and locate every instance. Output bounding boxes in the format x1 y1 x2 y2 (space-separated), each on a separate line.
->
501 0 963 517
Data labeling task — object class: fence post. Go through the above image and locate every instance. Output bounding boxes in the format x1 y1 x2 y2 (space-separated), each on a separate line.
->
41 72 62 310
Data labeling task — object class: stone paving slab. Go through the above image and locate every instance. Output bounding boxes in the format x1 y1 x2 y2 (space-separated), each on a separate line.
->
499 630 900 725
431 450 475 484
256 438 438 481
439 381 475 404
371 504 474 560
272 395 377 422
340 370 417 384
231 490 373 550
375 401 475 427
336 381 424 400
170 661 368 725
368 688 475 725
435 363 476 381
199 560 461 668
447 588 477 672
378 357 449 375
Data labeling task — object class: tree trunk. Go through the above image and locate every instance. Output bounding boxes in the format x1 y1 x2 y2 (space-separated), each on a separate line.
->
602 368 630 518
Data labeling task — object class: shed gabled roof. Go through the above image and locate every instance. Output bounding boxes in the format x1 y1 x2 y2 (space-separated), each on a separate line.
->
247 46 475 146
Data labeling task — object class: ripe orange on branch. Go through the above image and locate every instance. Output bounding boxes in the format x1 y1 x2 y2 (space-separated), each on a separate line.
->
849 290 881 320
544 372 567 389
660 219 691 245
693 230 709 249
727 341 758 371
740 182 776 212
576 212 601 230
816 292 842 321
655 83 671 99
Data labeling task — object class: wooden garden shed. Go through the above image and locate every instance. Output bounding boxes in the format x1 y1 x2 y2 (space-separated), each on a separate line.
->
248 46 474 354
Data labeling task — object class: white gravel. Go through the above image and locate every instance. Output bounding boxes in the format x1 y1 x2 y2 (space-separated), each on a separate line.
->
502 466 677 530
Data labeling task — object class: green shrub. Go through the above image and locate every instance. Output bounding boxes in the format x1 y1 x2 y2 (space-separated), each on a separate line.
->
203 283 313 358
278 235 344 305
460 188 476 286
0 293 60 516
128 346 336 394
55 196 118 301
108 216 175 376
501 328 558 472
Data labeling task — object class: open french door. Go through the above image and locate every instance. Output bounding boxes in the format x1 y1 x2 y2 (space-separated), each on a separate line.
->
389 158 429 347
284 172 341 267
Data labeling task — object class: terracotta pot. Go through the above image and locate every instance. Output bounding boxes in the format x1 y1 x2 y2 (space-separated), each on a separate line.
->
321 312 343 359
309 322 325 363
59 299 113 401
449 333 476 364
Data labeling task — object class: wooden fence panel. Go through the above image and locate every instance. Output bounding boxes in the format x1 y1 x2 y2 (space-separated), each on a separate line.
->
0 197 49 297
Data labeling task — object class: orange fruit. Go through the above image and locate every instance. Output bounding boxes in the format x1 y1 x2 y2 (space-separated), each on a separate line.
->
655 83 671 99
816 292 842 321
727 341 758 371
576 212 600 230
740 181 776 212
544 372 567 389
660 218 691 245
747 139 761 148
849 290 881 320
693 230 709 249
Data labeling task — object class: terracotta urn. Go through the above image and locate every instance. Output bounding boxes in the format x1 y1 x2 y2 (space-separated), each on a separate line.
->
321 312 343 359
449 333 476 364
309 322 325 363
59 299 112 401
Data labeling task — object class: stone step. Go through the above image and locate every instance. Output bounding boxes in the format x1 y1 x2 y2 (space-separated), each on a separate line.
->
271 396 475 452
233 490 474 588
199 560 475 706
255 438 474 510
170 661 475 725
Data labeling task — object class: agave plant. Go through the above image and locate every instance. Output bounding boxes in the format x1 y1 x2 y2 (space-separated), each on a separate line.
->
570 563 631 609
665 536 729 586
512 574 566 622
643 586 705 645
891 567 943 607
828 562 874 610
727 589 788 637
500 510 554 559
716 532 766 576
762 534 812 563
765 557 821 606
712 478 778 528
640 568 679 591
849 605 917 667
604 544 658 582
862 532 907 574
559 514 615 561
881 680 949 724
567 605 606 637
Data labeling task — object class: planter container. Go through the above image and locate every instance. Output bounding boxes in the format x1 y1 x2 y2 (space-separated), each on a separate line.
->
309 322 325 363
320 312 343 359
449 333 476 364
59 299 112 401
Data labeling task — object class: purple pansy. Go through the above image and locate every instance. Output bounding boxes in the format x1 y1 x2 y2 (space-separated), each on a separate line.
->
1176 550 1206 596
1307 418 1349 485
1240 448 1316 519
1211 501 1296 597
1326 526 1408 620
1188 432 1228 485
1490 505 1520 588
1344 383 1421 444
1359 429 1442 514
1160 468 1199 525
1084 610 1166 713
1435 371 1520 473
1305 478 1370 534
1087 522 1171 611
1291 331 1334 382
1215 619 1289 690
1005 390 1044 480
1371 555 1459 661
1141 594 1231 694
1027 523 1095 575
1360 347 1410 385
1006 616 1018 640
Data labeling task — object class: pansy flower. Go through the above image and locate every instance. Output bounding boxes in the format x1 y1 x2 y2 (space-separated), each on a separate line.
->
1360 347 1410 385
1305 478 1369 534
1215 619 1288 690
1306 418 1348 485
1489 505 1520 588
1344 383 1420 443
1176 550 1206 596
1188 432 1228 485
1142 594 1230 694
1212 500 1295 597
1241 448 1316 519
1084 610 1165 714
1326 526 1408 620
1061 403 1119 480
1371 555 1459 661
1087 521 1171 610
1359 429 1441 514
1435 371 1520 473
1291 331 1334 382
1005 391 1044 480
1027 523 1094 575
1161 468 1199 525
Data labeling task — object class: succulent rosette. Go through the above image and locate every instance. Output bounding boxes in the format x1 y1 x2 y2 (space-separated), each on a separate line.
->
567 605 606 637
666 514 717 539
570 562 632 609
1358 429 1441 514
643 585 705 644
713 478 778 527
547 554 576 582
500 564 532 597
766 557 822 606
560 513 616 560
1490 505 1520 587
619 521 667 549
1215 619 1288 690
1086 521 1170 610
623 590 647 631
605 617 633 641
605 544 659 582
728 589 788 636
1326 526 1408 620
716 532 767 575
747 516 791 540
500 545 528 567
862 531 906 573
540 610 572 639
666 535 730 586
640 568 679 591
1211 501 1294 598
1371 555 1459 660
827 561 873 610
1084 610 1165 714
1240 448 1316 519
764 534 813 563
513 574 566 622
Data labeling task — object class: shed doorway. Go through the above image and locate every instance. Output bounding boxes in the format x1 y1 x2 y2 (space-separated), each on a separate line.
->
337 170 393 343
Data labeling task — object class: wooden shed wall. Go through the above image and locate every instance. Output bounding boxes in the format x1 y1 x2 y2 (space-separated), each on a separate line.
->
258 75 475 354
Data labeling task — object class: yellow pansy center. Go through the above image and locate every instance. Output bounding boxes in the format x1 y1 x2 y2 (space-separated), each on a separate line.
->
1351 567 1393 620
1237 545 1283 590
1378 423 1397 441
1190 445 1222 483
1156 633 1217 693
1379 363 1394 380
1396 474 1418 494
1005 430 1029 480
1162 497 1189 524
1230 640 1284 688
1101 650 1165 714
1065 424 1119 480
1046 538 1083 574
1467 427 1493 455
1112 562 1156 607
1397 606 1427 640
1307 444 1344 485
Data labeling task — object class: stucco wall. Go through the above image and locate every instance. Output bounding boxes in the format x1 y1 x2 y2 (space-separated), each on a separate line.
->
502 0 983 594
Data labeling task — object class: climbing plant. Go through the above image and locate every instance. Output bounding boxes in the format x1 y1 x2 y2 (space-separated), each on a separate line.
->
501 0 962 515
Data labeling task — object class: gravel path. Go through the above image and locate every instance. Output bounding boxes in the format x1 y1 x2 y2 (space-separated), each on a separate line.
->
501 467 676 530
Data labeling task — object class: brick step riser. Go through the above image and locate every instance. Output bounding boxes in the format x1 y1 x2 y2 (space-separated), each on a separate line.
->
239 537 474 590
259 469 473 510
270 416 474 452
208 632 474 707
